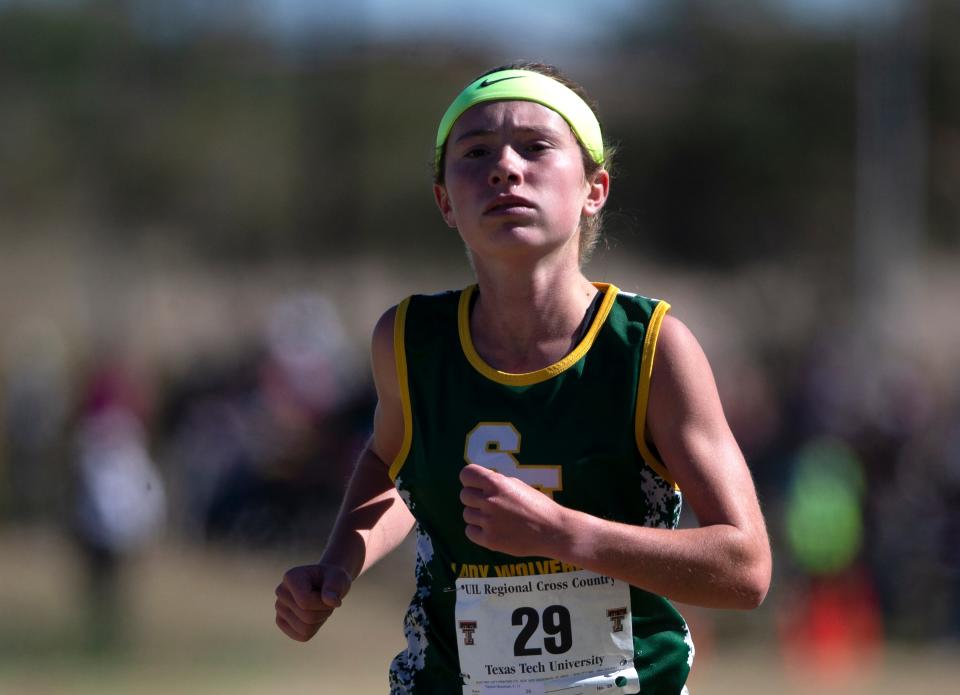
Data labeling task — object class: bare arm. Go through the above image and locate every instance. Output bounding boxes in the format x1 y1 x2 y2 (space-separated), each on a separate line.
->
319 304 416 578
275 305 416 641
460 314 772 609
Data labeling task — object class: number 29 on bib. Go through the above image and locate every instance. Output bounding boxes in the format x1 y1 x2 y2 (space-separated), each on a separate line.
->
455 570 640 695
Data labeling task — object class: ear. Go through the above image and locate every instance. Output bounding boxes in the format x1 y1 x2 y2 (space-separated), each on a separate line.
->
433 183 458 228
582 168 610 218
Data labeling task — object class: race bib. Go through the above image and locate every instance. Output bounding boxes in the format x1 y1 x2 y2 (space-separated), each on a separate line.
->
455 570 640 695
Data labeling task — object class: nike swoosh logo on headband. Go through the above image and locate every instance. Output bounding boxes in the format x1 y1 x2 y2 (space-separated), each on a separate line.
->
478 76 524 88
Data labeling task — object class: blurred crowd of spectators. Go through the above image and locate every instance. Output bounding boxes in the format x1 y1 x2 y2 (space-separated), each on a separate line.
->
722 326 960 658
0 292 375 644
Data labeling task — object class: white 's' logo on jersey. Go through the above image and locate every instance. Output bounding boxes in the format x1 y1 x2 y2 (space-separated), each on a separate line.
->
464 423 562 498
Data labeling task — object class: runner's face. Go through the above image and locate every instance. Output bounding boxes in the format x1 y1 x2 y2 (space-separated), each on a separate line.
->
435 100 607 262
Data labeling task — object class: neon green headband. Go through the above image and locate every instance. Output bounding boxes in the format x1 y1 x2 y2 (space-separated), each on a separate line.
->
435 69 605 175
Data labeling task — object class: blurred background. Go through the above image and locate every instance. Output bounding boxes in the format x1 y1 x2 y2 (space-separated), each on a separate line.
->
1 0 958 692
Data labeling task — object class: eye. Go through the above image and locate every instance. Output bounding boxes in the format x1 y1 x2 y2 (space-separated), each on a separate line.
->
525 141 551 154
461 145 489 159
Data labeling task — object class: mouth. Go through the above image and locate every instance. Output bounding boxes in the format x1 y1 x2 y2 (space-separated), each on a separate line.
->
484 195 536 215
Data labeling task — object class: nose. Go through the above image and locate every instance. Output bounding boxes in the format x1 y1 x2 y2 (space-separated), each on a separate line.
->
488 146 523 187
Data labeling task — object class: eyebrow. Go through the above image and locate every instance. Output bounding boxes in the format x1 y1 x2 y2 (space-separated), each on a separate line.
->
453 125 565 144
454 128 495 143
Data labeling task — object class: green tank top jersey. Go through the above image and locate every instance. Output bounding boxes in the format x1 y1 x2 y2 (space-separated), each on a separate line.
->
387 282 693 694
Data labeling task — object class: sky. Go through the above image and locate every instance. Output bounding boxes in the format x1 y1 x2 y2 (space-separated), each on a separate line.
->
0 0 891 48
248 0 875 43
259 0 645 41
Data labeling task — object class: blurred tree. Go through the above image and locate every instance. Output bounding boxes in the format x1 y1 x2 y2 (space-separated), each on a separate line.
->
604 1 857 268
927 0 960 250
0 0 957 263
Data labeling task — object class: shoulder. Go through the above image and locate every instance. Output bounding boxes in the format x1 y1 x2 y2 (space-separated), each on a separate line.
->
650 314 716 399
612 288 662 311
370 302 405 399
654 314 703 367
598 289 670 352
608 288 669 328
368 303 405 467
406 287 464 319
648 313 728 437
369 289 462 392
368 290 460 469
371 303 400 356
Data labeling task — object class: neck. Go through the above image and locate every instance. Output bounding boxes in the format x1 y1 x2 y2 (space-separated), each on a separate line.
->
469 255 599 373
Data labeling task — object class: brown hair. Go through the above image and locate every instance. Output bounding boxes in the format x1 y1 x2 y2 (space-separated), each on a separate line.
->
435 61 615 264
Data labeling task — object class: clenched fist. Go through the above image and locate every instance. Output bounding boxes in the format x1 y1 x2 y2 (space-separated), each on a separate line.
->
275 563 352 642
459 463 569 558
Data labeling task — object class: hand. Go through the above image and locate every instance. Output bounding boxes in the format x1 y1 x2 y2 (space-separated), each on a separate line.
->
459 463 567 558
274 563 352 642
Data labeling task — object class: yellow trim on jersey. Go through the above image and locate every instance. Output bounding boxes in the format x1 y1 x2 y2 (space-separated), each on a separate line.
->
388 298 414 482
634 300 680 490
458 282 619 386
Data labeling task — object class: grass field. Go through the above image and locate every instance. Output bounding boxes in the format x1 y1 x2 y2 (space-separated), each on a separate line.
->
0 526 956 694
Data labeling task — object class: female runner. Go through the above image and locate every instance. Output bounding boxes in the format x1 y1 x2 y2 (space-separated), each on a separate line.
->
274 62 772 695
